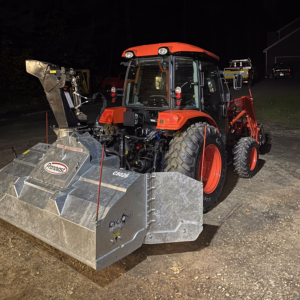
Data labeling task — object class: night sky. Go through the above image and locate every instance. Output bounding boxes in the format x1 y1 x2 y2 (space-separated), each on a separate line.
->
0 0 299 98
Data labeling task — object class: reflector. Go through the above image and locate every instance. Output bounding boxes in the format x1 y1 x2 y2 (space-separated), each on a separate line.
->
111 87 116 98
175 87 182 100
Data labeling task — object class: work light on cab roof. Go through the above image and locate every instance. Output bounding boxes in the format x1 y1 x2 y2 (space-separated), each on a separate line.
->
158 47 168 55
125 51 134 58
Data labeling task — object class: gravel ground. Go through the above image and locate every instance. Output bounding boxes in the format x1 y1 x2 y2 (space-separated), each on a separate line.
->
0 81 300 299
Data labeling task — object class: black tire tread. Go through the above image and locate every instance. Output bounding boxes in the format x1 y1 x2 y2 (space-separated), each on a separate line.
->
165 122 207 176
233 137 259 178
165 122 227 212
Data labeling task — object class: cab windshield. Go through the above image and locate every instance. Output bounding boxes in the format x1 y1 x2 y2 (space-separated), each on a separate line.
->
125 58 169 108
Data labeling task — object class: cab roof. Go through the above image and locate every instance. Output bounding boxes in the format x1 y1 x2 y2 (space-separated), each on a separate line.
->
122 42 219 61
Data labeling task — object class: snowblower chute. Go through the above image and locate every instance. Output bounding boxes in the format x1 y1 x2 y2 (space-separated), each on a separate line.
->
0 60 203 270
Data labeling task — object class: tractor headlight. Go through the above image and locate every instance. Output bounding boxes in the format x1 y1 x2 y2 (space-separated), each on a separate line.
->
158 47 168 55
125 51 134 58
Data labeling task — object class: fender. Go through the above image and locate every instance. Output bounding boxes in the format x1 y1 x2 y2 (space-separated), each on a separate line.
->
156 110 219 132
99 107 126 124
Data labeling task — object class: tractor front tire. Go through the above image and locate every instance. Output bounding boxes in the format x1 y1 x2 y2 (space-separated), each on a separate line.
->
233 137 259 178
165 122 227 212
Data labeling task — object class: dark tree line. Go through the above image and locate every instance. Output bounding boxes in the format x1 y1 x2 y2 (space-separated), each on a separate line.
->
0 0 298 100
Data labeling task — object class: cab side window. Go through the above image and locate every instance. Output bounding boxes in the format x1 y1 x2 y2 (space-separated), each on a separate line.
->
202 63 224 120
174 58 199 109
202 63 224 119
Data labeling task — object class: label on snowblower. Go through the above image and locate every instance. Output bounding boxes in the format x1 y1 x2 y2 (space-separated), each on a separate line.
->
44 162 69 175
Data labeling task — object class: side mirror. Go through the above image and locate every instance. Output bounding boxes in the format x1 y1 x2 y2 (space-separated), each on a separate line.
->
120 62 129 67
207 79 216 93
233 73 242 90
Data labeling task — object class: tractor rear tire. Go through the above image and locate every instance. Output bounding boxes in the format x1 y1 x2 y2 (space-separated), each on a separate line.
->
165 122 227 212
233 137 259 178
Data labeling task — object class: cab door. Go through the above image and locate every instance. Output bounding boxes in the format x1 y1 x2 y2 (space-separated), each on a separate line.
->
202 63 227 140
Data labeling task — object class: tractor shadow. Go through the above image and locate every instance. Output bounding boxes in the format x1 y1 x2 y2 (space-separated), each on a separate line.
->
259 133 272 155
0 219 218 287
218 164 238 204
217 160 266 208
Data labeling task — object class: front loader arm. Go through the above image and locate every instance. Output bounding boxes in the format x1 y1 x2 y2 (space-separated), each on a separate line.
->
227 96 260 143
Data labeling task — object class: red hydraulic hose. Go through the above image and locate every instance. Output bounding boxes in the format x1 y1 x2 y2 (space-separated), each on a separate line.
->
46 112 48 144
200 125 207 183
95 147 105 221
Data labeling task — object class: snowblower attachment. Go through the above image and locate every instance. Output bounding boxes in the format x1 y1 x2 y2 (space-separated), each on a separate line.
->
0 60 203 270
25 59 87 129
0 136 203 269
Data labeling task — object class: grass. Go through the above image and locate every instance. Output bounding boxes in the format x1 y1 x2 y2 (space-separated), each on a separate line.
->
255 93 300 126
233 78 300 126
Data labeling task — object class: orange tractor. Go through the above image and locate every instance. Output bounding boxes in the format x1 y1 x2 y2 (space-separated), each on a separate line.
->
98 42 265 211
0 43 265 270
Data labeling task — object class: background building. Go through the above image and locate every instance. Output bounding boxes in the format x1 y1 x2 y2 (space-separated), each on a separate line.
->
263 17 300 77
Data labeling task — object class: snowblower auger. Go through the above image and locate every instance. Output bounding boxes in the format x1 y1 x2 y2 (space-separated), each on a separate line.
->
0 60 203 270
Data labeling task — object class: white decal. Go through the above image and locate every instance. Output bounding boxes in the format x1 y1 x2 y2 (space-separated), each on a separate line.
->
113 171 129 178
44 162 68 175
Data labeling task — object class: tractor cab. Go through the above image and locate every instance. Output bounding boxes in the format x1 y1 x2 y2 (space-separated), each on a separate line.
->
121 44 226 111
109 43 229 138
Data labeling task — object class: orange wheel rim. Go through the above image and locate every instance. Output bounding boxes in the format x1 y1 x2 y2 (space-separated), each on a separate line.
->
248 147 257 171
199 144 222 194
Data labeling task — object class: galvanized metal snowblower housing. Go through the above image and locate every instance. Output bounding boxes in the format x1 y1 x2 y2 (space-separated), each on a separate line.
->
0 60 203 270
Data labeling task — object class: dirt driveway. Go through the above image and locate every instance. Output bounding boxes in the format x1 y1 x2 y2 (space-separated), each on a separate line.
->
0 81 300 299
